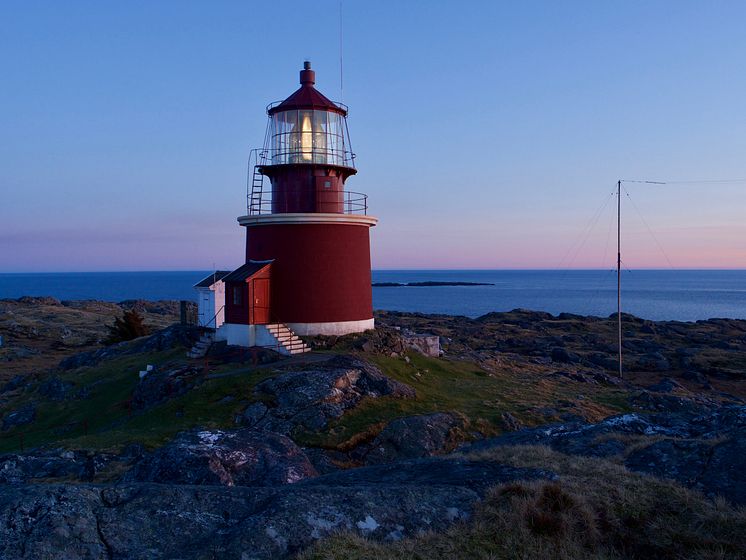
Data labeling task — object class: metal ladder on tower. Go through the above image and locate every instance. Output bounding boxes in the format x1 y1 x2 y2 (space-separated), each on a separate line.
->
247 149 266 215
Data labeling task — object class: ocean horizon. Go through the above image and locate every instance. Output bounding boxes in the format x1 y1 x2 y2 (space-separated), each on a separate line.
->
1 269 745 322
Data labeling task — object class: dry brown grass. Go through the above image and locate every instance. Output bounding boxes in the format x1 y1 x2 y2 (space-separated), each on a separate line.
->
299 445 746 560
0 298 180 384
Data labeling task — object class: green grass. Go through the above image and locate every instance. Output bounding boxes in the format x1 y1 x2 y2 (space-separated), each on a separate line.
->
0 346 280 453
297 352 631 449
2 347 631 455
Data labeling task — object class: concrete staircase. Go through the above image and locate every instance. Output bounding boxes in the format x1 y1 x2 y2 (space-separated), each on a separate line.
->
187 331 214 359
265 323 311 356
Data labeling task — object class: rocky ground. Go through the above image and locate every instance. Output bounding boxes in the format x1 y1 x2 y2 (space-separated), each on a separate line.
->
0 297 185 384
0 299 745 559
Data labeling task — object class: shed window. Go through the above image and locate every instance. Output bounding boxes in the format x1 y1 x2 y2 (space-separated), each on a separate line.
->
232 286 243 306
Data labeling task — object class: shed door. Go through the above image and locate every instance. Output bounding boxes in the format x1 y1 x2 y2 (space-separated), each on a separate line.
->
250 278 270 324
199 290 213 327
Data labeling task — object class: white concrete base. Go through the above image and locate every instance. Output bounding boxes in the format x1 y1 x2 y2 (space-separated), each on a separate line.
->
286 318 375 336
216 319 373 347
214 323 301 349
215 323 251 347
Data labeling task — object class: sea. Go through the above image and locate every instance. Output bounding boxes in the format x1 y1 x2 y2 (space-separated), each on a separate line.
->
0 270 744 322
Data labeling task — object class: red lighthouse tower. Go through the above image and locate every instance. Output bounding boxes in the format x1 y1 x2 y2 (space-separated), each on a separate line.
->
215 62 377 351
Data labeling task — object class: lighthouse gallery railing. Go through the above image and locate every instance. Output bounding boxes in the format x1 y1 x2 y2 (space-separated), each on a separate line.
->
247 186 368 216
246 148 367 216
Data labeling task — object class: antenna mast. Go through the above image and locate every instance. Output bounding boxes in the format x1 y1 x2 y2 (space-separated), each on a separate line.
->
339 0 344 101
617 179 622 379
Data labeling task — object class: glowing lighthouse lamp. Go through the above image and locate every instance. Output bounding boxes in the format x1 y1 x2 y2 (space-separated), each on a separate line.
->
196 61 377 355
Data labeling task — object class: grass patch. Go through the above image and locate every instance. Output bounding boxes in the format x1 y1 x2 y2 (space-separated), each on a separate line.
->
297 352 631 449
0 347 280 453
300 445 746 560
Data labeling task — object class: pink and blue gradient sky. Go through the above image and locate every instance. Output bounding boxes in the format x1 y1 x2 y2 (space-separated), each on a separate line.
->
1 0 745 272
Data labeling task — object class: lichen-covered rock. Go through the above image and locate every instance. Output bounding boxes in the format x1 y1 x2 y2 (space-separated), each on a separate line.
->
1 374 27 393
401 330 441 356
625 428 746 504
0 454 553 559
464 405 746 505
130 363 202 410
0 449 129 484
251 355 415 434
37 376 74 401
123 428 318 486
2 403 36 430
551 347 581 363
356 412 467 464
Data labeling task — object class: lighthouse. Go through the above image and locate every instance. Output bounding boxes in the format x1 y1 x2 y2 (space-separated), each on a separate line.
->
205 61 377 353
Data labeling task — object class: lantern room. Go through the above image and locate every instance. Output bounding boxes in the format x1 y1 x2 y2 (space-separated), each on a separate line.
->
257 61 358 215
265 61 355 169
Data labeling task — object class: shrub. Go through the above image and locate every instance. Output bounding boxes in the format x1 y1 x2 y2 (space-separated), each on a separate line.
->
106 310 149 344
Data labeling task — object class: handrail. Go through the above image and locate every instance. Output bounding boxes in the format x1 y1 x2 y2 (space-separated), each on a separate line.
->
259 146 356 168
265 99 349 114
248 187 368 216
202 305 225 329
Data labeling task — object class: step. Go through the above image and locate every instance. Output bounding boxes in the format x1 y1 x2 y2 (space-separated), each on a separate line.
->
275 335 299 344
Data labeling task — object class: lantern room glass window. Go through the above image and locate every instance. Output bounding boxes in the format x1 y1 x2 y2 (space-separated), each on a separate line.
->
269 109 351 166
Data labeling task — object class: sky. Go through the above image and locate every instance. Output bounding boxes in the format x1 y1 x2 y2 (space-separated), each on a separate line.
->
1 0 745 272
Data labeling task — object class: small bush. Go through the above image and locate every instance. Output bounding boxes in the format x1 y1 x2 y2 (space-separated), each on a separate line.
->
106 310 149 344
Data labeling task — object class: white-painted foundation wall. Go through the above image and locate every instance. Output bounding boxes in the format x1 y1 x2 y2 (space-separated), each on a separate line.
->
285 318 375 336
215 319 374 348
214 323 279 348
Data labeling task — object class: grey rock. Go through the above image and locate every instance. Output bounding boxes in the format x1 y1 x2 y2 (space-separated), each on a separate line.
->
123 428 318 486
1 374 26 393
38 376 74 401
550 347 580 363
647 377 685 393
464 405 746 505
240 401 269 427
637 352 671 372
253 355 415 434
301 456 556 493
501 412 523 432
357 413 466 464
682 369 708 384
625 429 746 504
2 403 36 430
131 363 202 410
0 449 120 484
586 352 619 371
630 390 715 414
550 370 598 384
0 455 552 559
401 331 441 357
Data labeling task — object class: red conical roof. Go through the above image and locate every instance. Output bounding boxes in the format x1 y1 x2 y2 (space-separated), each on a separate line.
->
268 61 347 116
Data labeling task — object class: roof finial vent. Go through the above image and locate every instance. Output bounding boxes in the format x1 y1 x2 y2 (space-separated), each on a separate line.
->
300 60 315 86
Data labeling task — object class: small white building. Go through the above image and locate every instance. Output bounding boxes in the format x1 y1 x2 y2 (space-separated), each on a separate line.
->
193 271 231 329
